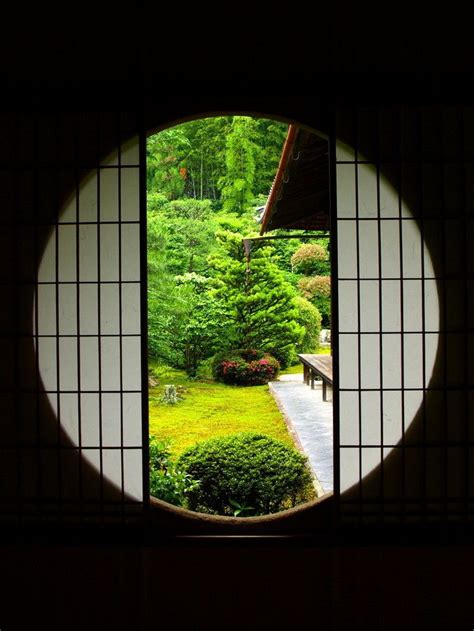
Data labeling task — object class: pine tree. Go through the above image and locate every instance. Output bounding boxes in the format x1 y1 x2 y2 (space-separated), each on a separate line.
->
209 231 304 367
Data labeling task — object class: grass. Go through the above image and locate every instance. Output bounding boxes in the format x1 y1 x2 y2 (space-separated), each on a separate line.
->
149 363 294 458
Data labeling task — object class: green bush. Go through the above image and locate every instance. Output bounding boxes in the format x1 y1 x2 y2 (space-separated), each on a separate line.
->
291 243 328 274
149 436 199 507
266 344 296 370
298 275 331 327
212 349 280 385
176 432 315 516
294 296 322 353
195 356 214 381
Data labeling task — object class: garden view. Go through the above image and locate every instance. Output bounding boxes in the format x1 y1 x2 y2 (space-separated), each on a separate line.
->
147 116 331 517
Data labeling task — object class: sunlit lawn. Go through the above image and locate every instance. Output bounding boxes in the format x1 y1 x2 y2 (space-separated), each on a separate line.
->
149 364 294 458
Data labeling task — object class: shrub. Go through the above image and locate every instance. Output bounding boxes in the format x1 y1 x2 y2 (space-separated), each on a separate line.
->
298 275 331 327
294 296 322 353
177 432 315 516
149 436 199 507
267 344 296 370
291 243 327 274
149 437 172 471
161 384 179 404
195 356 214 381
298 275 331 300
212 349 280 385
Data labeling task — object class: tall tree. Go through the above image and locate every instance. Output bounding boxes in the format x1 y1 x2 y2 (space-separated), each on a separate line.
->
218 117 259 214
209 231 304 367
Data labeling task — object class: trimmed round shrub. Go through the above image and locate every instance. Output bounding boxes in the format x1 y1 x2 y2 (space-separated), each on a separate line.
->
212 349 280 385
176 432 315 516
291 243 327 274
298 275 331 327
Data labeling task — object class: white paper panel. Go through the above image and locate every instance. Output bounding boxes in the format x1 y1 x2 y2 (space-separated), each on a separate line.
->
81 393 100 446
100 224 119 282
336 164 356 217
100 284 120 334
359 221 379 278
121 224 140 281
122 337 141 391
339 391 359 445
79 284 99 334
123 449 143 501
339 334 359 389
80 337 99 391
58 284 77 335
122 283 141 335
99 168 119 222
37 284 56 335
58 225 77 282
78 173 98 222
121 168 140 221
361 391 381 445
58 338 78 390
79 225 98 282
381 280 401 331
359 281 380 332
358 164 378 218
382 391 403 445
360 334 380 389
102 393 121 447
123 393 142 446
337 221 357 277
338 281 358 332
35 137 143 504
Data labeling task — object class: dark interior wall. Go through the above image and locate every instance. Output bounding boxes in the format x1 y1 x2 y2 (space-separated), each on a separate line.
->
0 64 473 629
1 540 473 631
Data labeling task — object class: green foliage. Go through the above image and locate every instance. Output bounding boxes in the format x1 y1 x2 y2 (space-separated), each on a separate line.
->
219 117 259 214
176 432 315 516
147 116 287 210
173 273 236 375
297 276 331 327
147 127 190 199
146 116 330 374
152 199 217 275
294 296 322 353
213 348 280 386
149 436 199 507
147 214 184 364
209 231 304 368
149 437 172 471
291 243 328 274
147 200 233 372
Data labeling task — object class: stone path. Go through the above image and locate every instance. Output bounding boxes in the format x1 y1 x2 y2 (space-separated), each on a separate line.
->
269 373 333 494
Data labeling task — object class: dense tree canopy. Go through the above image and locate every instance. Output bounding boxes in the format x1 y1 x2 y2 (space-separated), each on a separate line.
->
147 116 331 374
209 231 304 367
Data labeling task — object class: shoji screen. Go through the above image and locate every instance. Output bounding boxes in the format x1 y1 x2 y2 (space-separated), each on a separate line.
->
335 107 473 524
0 112 145 524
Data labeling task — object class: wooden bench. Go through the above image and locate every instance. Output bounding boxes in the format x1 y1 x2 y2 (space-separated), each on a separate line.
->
298 354 333 401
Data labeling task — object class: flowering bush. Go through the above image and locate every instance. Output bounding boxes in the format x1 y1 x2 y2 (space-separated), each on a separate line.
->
212 349 280 385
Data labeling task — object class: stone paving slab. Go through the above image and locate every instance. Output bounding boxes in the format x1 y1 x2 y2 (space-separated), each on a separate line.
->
269 374 333 494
